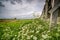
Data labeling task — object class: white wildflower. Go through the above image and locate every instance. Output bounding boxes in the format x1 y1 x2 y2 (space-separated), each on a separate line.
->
33 36 37 40
27 24 30 26
30 35 33 38
42 34 48 39
27 36 31 39
23 33 27 36
26 30 29 33
22 28 25 30
47 30 50 33
39 25 42 27
40 39 44 40
36 31 39 33
56 33 59 37
58 28 60 32
12 38 15 40
15 35 17 37
5 28 8 31
31 30 34 33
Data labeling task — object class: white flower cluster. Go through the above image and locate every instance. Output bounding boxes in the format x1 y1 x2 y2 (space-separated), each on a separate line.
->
0 19 60 40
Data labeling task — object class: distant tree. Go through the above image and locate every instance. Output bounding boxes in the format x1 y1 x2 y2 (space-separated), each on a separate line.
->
14 18 16 19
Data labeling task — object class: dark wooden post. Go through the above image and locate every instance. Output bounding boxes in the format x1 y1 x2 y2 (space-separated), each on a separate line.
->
49 2 60 29
49 9 58 28
49 0 60 30
45 0 48 20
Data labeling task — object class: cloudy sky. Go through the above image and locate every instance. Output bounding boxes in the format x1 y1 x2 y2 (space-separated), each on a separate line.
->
0 0 45 19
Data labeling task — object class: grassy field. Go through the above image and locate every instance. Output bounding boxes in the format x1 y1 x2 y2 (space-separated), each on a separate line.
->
0 18 60 40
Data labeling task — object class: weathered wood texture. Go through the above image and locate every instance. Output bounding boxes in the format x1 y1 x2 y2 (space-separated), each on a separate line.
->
50 9 58 27
41 0 60 27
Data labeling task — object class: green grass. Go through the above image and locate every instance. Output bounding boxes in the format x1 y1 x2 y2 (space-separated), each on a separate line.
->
0 19 60 40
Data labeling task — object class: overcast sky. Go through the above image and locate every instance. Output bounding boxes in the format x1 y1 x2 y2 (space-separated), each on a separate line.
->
0 0 45 19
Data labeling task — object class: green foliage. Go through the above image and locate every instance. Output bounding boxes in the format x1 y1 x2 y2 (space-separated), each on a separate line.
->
0 19 60 40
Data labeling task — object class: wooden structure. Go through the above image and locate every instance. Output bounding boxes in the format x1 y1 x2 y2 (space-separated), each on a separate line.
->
41 0 60 28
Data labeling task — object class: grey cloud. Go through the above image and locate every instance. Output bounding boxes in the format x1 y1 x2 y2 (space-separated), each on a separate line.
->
0 0 22 4
0 0 45 19
9 1 22 5
10 1 16 5
10 0 22 4
26 0 33 3
13 0 22 3
38 0 44 2
0 2 5 7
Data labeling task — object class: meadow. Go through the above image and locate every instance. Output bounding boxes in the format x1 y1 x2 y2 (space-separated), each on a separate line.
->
0 18 60 40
